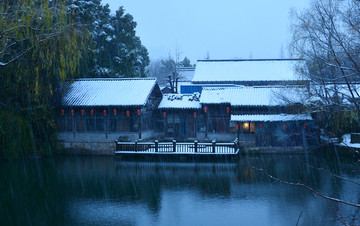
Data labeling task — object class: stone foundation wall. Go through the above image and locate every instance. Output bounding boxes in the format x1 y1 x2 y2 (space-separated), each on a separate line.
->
57 131 155 155
58 142 116 155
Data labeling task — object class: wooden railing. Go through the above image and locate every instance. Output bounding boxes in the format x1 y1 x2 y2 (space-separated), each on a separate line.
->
116 139 240 154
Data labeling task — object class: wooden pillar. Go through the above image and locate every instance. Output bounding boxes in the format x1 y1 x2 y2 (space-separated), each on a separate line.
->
212 140 216 153
194 140 198 153
134 140 138 152
194 115 197 138
155 140 158 152
205 113 208 139
173 140 176 152
172 110 175 139
164 114 168 137
128 113 131 132
236 123 240 140
72 114 76 138
138 113 142 140
105 114 108 139
234 139 238 153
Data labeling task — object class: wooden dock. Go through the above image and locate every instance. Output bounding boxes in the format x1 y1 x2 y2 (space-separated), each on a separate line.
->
115 139 240 160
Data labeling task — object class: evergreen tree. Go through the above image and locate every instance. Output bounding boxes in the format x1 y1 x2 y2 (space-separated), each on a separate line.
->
66 1 149 77
180 57 191 67
108 7 149 77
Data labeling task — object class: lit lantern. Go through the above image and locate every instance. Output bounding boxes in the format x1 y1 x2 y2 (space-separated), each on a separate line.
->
303 122 307 128
193 112 197 118
235 124 239 130
204 107 208 113
126 110 130 117
163 112 167 118
137 109 141 115
90 109 94 116
259 123 263 129
61 109 65 116
226 107 230 113
113 109 117 116
103 110 107 116
81 109 84 116
283 124 286 130
71 109 75 116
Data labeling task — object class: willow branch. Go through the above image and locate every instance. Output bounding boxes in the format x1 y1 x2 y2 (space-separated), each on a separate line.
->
250 165 360 208
295 158 360 186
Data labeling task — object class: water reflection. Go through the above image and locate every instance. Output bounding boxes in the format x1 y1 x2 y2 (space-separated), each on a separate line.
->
0 155 359 225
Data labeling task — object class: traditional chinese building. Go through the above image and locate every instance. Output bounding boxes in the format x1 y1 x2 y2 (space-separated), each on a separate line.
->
170 59 318 146
157 93 201 140
56 78 162 152
56 59 319 152
199 86 317 146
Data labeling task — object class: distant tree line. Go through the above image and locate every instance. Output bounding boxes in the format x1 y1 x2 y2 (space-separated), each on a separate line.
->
0 0 149 158
148 56 194 85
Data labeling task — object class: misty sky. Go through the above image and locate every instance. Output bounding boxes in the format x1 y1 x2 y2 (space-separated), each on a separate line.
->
102 0 308 63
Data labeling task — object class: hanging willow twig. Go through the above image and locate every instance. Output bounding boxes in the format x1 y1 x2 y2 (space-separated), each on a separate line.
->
295 157 360 186
296 211 303 226
250 165 360 208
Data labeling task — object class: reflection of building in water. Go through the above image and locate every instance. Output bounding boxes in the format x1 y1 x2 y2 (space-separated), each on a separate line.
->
56 156 360 225
115 161 236 198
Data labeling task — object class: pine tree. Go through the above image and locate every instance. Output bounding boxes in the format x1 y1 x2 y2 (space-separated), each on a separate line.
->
66 1 149 77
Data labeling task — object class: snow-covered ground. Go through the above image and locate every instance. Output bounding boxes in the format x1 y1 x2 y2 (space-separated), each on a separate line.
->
339 134 360 149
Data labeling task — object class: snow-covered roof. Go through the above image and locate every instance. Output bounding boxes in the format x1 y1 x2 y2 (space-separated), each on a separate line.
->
177 67 195 81
231 114 312 122
62 78 158 107
158 93 201 109
192 59 304 83
200 87 306 106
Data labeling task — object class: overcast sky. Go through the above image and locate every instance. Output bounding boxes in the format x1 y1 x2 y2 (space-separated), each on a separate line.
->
102 0 308 63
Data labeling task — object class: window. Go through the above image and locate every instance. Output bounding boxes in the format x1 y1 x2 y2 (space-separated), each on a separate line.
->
241 122 255 133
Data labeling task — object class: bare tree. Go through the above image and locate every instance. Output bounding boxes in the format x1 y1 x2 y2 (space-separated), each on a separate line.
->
291 0 360 136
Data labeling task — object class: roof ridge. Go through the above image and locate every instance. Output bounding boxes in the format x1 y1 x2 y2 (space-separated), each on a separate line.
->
197 59 302 62
72 77 157 81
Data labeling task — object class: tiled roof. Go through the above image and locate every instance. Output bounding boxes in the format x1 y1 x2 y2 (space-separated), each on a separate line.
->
158 93 201 109
62 78 158 106
192 59 305 83
177 67 195 81
200 86 306 106
231 114 312 122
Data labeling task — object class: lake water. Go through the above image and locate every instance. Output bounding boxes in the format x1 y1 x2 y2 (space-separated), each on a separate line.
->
0 154 359 225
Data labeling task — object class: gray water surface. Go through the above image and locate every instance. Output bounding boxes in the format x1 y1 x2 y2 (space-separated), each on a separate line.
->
1 154 359 225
